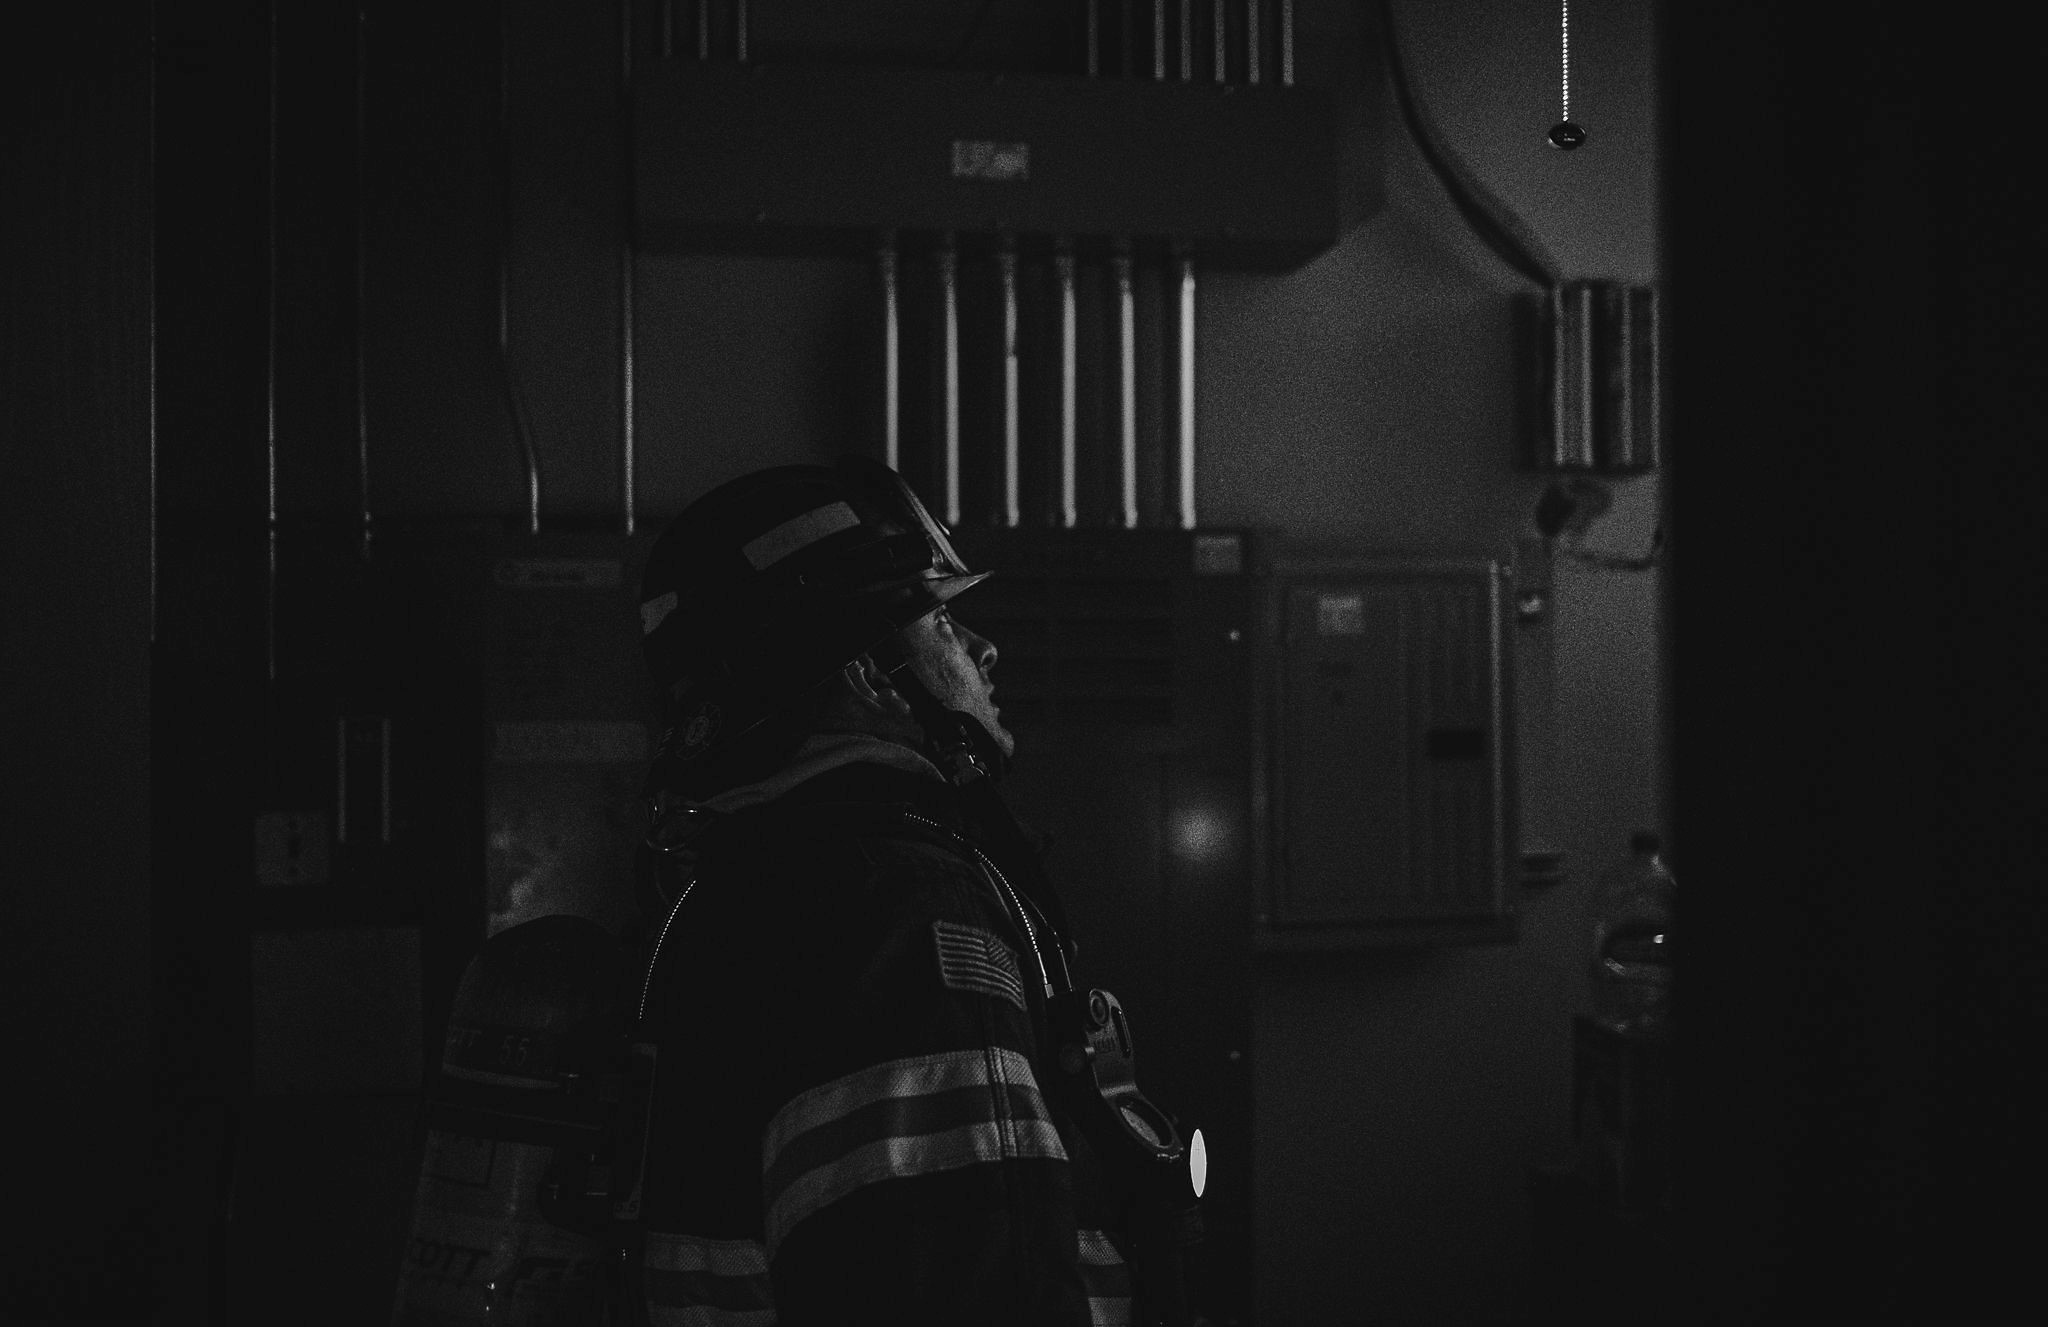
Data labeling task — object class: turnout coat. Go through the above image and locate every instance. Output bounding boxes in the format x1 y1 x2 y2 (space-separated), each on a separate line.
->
630 735 1134 1326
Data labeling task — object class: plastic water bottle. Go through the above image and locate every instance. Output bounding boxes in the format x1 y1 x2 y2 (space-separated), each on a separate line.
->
1590 832 1676 1036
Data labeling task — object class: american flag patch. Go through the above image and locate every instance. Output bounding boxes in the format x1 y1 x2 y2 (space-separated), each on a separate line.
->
932 921 1026 1011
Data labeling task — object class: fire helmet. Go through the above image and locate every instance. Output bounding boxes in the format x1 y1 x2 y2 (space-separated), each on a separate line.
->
638 456 987 765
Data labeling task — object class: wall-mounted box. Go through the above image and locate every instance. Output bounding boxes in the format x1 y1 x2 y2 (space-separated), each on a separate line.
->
633 61 1340 269
1258 555 1515 947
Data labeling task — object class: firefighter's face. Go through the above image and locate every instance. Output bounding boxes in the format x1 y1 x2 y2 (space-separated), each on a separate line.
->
901 601 1014 759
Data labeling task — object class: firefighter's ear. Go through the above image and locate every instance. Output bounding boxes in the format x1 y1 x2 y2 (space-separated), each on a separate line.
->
841 654 911 718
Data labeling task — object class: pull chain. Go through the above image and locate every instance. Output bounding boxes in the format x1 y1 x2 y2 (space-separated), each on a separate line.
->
1549 0 1585 149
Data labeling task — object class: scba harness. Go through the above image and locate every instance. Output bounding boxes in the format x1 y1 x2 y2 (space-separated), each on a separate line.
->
393 786 1204 1327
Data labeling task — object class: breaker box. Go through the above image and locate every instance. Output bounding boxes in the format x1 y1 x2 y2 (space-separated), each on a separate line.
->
1259 554 1516 946
482 529 662 938
634 60 1341 269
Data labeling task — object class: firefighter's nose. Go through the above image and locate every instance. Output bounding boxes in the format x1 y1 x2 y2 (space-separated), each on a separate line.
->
957 620 997 673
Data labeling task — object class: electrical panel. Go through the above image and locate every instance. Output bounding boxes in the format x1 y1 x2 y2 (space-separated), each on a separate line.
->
634 61 1339 270
1260 555 1515 946
483 530 661 938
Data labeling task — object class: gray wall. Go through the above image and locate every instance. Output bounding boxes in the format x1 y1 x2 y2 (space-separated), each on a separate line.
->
1211 3 1660 1320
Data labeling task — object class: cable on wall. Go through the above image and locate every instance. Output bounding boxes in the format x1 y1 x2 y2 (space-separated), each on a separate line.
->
266 0 281 679
1376 0 1559 288
620 0 637 537
148 0 160 642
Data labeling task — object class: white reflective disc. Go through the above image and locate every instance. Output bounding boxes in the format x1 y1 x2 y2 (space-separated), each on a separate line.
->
1189 1127 1208 1199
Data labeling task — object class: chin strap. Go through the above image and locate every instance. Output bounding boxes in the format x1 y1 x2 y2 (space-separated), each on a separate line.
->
878 655 1010 787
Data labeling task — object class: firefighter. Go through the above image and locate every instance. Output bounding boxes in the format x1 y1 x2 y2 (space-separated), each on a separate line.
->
626 456 1192 1325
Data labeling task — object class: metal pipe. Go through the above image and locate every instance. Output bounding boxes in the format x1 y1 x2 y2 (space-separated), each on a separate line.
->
878 235 900 470
1614 284 1661 472
1179 0 1194 79
620 0 637 537
696 0 709 60
1549 282 1595 469
354 5 372 557
1247 0 1261 85
336 715 393 845
1115 246 1137 528
1055 249 1078 528
1153 0 1166 79
735 0 747 61
336 719 349 843
1281 0 1294 85
500 271 541 534
659 0 672 59
148 21 159 642
500 0 541 533
1085 0 1100 76
266 0 280 680
620 271 637 537
999 242 1020 527
937 238 961 525
1213 0 1227 82
1177 254 1197 529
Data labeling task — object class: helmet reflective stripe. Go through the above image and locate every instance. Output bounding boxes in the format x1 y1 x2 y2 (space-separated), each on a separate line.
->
637 458 993 780
741 500 862 571
640 590 679 637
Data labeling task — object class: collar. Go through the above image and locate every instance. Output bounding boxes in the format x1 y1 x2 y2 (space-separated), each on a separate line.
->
678 737 1076 968
684 732 946 817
